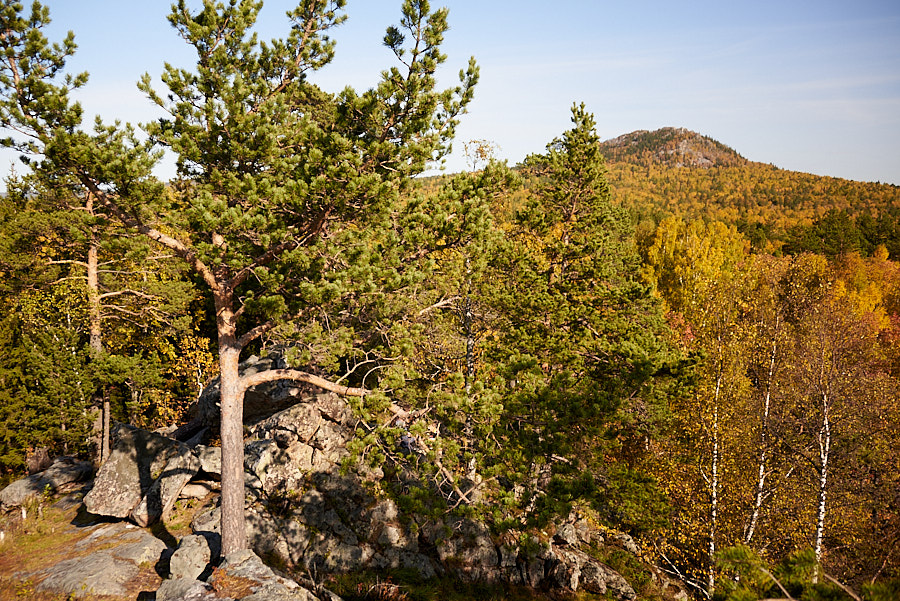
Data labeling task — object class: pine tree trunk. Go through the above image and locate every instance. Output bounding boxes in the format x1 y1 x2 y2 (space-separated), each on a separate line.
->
87 243 103 355
102 399 110 462
216 289 247 556
86 239 110 462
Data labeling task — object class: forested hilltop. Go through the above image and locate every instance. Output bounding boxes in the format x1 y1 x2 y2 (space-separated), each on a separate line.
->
0 1 898 600
598 127 900 256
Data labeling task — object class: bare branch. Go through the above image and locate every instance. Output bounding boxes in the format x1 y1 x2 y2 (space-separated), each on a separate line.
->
417 295 459 317
237 321 277 349
78 177 220 292
239 368 369 398
822 573 860 601
98 289 161 302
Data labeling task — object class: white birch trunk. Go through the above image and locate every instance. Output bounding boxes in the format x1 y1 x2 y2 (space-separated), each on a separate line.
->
746 329 778 544
708 369 722 597
813 391 831 583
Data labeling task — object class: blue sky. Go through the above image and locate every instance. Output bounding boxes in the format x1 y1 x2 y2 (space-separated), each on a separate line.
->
4 0 900 184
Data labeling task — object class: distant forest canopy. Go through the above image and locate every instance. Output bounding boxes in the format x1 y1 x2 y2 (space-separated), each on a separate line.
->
594 127 900 256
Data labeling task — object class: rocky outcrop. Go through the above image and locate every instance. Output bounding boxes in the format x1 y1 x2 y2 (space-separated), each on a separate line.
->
32 521 168 598
2 370 673 600
0 456 91 508
175 392 641 600
157 548 337 601
83 424 200 526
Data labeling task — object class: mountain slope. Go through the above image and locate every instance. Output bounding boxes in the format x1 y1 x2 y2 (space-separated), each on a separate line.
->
598 128 900 245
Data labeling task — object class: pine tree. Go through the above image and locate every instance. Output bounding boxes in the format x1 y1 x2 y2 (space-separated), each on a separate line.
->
0 0 478 554
487 104 681 530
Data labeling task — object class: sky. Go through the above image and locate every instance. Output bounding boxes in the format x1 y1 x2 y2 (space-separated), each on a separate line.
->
3 0 900 185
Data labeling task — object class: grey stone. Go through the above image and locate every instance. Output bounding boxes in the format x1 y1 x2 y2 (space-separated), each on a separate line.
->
608 530 640 555
156 577 216 601
35 553 139 598
368 499 399 523
399 551 436 579
170 534 212 580
0 457 91 508
84 425 197 522
245 438 279 482
378 524 404 547
131 444 201 527
525 557 545 588
195 445 222 477
554 523 579 546
581 559 636 601
287 442 315 472
322 542 373 572
181 481 219 499
212 549 328 601
574 518 596 544
192 505 221 534
109 529 169 564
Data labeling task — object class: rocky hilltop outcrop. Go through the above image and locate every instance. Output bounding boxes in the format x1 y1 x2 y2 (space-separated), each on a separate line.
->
0 355 690 600
600 127 746 169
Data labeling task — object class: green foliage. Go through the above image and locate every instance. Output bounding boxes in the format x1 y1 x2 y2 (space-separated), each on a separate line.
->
481 104 683 530
0 312 94 472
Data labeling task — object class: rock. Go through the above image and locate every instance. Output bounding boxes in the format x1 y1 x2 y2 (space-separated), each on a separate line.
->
109 529 169 564
157 577 216 601
211 548 329 601
26 446 52 474
196 353 318 428
608 530 640 555
574 518 596 544
131 444 201 527
170 534 212 580
83 425 199 526
181 481 219 499
35 553 140 598
554 523 579 546
195 445 222 477
581 559 637 601
0 456 92 508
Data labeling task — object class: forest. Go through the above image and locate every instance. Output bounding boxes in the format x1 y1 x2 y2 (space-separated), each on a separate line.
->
0 1 898 600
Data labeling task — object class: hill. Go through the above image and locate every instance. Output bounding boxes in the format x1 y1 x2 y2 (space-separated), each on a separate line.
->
599 127 747 169
597 128 900 250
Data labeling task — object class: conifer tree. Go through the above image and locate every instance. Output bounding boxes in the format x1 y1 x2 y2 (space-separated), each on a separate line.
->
0 0 478 554
488 103 680 530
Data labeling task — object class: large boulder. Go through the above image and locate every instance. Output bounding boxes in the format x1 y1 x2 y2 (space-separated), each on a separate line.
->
208 549 337 601
83 425 199 526
195 352 315 429
169 534 213 581
0 456 92 508
33 521 168 599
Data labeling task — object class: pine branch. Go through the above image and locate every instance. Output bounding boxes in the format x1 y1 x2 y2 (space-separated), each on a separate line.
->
239 368 368 398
